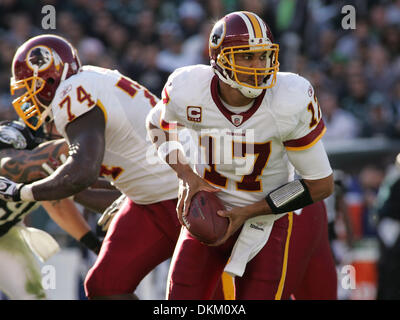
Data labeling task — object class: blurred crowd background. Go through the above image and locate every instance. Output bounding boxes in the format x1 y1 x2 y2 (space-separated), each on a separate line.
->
0 0 399 300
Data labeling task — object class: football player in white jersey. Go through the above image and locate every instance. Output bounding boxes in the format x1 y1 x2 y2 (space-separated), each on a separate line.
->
0 35 230 300
147 11 337 299
0 120 102 299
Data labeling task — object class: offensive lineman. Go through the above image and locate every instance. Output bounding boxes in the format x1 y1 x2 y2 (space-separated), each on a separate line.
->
147 11 337 299
0 35 228 299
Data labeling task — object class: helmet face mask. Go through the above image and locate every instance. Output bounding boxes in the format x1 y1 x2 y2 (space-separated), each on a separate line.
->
218 43 279 89
10 35 81 130
209 11 280 98
10 74 48 130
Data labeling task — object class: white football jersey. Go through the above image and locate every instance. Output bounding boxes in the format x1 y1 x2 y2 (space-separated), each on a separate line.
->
152 64 332 208
51 66 178 204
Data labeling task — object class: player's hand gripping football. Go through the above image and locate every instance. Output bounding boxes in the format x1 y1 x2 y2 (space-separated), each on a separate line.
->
211 199 271 246
210 206 253 246
176 170 220 226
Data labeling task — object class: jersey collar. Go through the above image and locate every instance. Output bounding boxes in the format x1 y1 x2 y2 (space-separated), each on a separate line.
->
210 75 266 127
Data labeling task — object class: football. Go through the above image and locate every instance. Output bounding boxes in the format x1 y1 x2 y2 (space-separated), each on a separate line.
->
182 191 229 244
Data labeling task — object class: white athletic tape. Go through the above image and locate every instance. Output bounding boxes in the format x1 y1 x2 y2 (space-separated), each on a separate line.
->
41 162 54 175
59 154 67 163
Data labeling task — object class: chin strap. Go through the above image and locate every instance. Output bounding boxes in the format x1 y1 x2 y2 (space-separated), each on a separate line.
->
60 62 69 82
41 105 54 123
237 85 263 99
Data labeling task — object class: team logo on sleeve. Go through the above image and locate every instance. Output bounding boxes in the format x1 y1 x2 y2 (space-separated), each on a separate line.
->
162 87 171 105
187 106 202 122
308 85 313 97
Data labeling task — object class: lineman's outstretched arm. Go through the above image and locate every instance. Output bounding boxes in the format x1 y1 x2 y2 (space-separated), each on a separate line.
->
17 107 105 201
0 137 102 253
0 139 68 182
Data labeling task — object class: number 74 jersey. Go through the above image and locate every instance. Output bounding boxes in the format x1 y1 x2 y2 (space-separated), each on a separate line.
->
153 64 332 208
51 66 179 204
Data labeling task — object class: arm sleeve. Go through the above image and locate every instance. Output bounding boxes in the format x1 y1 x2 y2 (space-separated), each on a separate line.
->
278 79 326 151
283 119 326 151
148 80 186 131
286 139 332 180
146 101 164 128
160 86 179 129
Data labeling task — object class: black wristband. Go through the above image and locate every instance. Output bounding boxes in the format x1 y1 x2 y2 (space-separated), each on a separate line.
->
265 179 313 214
79 231 102 254
14 183 24 202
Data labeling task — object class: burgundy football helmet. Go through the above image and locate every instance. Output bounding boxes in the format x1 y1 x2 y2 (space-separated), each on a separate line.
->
209 11 279 98
10 34 81 130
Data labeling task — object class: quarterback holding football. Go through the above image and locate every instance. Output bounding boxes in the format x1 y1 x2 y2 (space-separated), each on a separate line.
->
147 11 337 299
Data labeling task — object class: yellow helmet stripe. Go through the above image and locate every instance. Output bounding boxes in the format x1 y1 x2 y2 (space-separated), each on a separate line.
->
243 11 263 38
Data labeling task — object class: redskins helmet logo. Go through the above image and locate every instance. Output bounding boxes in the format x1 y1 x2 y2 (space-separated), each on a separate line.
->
26 45 56 72
209 20 226 49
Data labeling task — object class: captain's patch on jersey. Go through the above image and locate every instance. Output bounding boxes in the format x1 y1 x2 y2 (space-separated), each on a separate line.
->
187 106 202 123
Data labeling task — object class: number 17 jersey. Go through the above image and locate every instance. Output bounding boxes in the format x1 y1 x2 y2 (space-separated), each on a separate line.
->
155 64 331 208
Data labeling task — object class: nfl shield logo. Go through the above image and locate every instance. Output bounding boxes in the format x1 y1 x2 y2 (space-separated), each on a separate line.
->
231 115 243 126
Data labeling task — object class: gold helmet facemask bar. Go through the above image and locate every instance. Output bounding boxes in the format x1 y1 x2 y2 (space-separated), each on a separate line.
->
217 43 280 90
10 74 47 130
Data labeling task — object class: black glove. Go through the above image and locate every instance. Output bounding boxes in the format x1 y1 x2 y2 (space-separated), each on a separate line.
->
0 176 23 202
79 230 102 255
